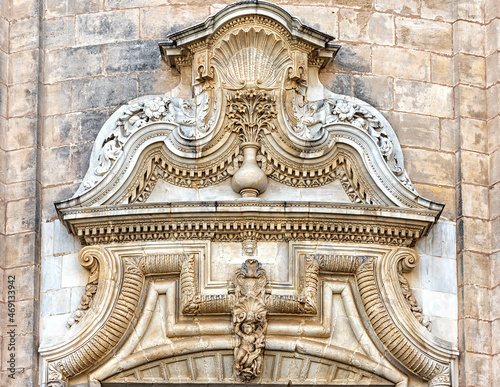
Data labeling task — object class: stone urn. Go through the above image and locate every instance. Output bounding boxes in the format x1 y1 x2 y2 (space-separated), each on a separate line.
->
231 142 268 198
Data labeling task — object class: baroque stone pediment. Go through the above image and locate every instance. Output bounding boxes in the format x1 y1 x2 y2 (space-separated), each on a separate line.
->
43 2 458 387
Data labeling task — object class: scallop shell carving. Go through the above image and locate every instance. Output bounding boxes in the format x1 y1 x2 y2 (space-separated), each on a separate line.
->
212 28 291 90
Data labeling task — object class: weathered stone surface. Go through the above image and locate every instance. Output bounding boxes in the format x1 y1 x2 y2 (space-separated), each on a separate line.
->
459 184 489 219
404 148 454 186
440 118 459 152
41 184 79 221
5 265 39 300
41 288 72 317
421 0 454 21
454 20 485 56
461 353 491 387
140 5 211 38
486 18 500 56
431 54 456 86
320 73 352 95
40 82 72 117
8 82 38 117
43 16 76 50
45 0 101 18
459 118 487 153
6 198 37 234
373 46 430 81
104 40 163 74
105 0 166 9
0 16 7 52
138 70 181 95
460 150 488 185
488 117 500 153
458 54 486 87
396 17 452 54
487 51 500 87
384 111 439 148
5 148 36 183
41 255 62 292
420 254 457 293
456 85 486 120
43 110 107 148
8 49 39 85
491 182 500 220
76 9 139 46
459 318 492 354
486 0 500 23
459 217 490 253
487 83 500 120
458 251 490 287
375 0 418 15
394 79 453 117
334 0 372 7
71 74 137 111
4 232 37 268
339 10 395 45
353 75 393 109
44 46 103 83
9 17 39 53
4 116 37 150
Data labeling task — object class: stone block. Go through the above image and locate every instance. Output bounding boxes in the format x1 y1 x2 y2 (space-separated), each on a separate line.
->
0 50 7 84
460 150 488 185
395 80 453 117
461 353 491 387
6 198 37 234
320 73 352 95
492 319 500 354
459 119 487 153
5 147 36 183
373 46 430 81
492 216 500 253
459 318 491 354
486 51 500 88
427 316 457 343
39 313 72 347
459 217 490 253
456 85 486 120
488 116 500 153
491 149 500 185
8 82 38 117
61 253 88 288
12 334 37 370
45 46 103 83
457 0 484 22
486 18 500 56
43 110 107 148
330 44 371 74
459 184 489 219
353 75 392 109
40 81 72 117
40 288 72 317
4 232 37 268
440 118 459 152
15 299 38 335
491 285 500 319
43 16 76 50
375 0 418 15
0 83 7 118
9 17 39 53
71 142 93 181
384 111 439 149
0 368 37 387
0 16 8 52
413 184 456 220
487 83 500 120
280 5 338 36
4 265 39 300
71 74 138 111
41 256 61 292
458 54 485 87
41 183 79 221
53 219 80 255
71 286 86 311
339 10 395 45
334 0 372 7
41 146 72 186
420 255 457 293
41 221 54 258
404 148 454 186
421 289 457 319
460 284 490 320
421 0 454 22
105 0 166 9
454 20 485 56
104 40 163 74
45 0 101 18
491 182 500 220
4 116 37 150
486 0 500 23
76 9 139 46
140 5 211 39
4 180 37 201
430 54 456 86
138 70 181 96
458 251 490 287
396 17 452 54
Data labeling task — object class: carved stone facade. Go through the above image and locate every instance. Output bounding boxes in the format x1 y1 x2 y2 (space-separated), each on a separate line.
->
2 0 499 386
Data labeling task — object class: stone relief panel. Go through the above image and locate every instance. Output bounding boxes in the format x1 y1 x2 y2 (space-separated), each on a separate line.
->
40 2 459 387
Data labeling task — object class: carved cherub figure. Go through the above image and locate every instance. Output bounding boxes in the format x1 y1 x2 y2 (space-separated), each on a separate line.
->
234 317 266 380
